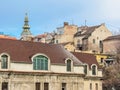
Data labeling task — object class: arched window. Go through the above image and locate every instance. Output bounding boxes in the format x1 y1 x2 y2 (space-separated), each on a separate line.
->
33 55 48 70
92 65 96 75
67 59 71 72
1 55 8 69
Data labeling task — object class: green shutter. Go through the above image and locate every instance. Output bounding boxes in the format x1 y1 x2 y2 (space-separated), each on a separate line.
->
33 55 48 70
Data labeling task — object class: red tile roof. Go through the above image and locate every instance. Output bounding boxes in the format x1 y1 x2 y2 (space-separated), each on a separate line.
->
72 52 99 68
74 25 101 38
103 35 120 41
0 35 17 40
0 38 81 65
35 34 47 38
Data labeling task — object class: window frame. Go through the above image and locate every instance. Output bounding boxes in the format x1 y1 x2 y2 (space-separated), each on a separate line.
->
91 64 97 75
65 58 73 72
93 39 95 44
0 53 10 69
90 83 92 90
84 64 88 75
62 83 66 90
32 53 50 71
2 82 8 90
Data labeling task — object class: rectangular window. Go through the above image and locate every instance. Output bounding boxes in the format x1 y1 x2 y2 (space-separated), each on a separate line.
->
1 56 8 69
35 82 40 90
2 82 8 90
84 65 87 74
44 83 49 90
95 83 98 90
90 83 92 90
93 39 95 44
67 60 71 72
62 83 66 90
101 58 103 63
56 40 58 44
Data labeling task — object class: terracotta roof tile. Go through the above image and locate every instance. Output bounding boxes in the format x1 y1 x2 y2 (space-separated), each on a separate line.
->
0 35 17 40
74 25 101 38
103 35 120 41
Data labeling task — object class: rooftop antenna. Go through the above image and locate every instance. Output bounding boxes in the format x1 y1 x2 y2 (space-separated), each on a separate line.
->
85 19 87 26
72 19 74 25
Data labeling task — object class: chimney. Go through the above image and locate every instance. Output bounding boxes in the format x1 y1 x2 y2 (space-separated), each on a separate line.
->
64 22 69 26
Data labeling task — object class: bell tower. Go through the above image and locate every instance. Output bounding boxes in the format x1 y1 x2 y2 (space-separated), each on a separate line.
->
21 13 33 41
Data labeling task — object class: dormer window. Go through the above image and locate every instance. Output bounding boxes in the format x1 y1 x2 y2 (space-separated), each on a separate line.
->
33 55 48 70
66 59 72 72
84 65 88 74
92 65 97 75
1 55 8 69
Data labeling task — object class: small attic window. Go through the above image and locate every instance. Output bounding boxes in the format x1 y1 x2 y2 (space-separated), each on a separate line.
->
84 64 88 74
1 55 8 69
92 65 97 75
66 59 71 72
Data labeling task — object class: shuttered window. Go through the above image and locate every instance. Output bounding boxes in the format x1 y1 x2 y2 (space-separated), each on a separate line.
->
33 55 48 70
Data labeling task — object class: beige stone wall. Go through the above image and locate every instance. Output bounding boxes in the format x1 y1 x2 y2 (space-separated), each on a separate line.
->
64 25 78 35
55 35 74 43
103 40 120 54
64 43 75 51
55 24 78 44
74 36 85 48
87 25 112 53
74 24 112 53
0 73 85 90
84 79 102 90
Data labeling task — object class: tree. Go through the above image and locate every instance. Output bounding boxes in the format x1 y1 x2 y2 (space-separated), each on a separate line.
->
103 47 120 90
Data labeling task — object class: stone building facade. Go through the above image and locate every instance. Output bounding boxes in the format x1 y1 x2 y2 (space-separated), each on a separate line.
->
54 22 78 44
74 23 112 53
0 38 102 90
103 35 120 54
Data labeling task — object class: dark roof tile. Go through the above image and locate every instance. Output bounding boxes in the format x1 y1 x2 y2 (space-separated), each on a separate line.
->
72 52 99 68
0 38 81 65
103 35 120 41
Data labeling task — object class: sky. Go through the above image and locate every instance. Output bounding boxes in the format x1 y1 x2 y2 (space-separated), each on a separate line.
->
0 0 120 38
